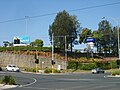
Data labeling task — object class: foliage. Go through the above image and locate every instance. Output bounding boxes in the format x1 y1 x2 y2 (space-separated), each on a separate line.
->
44 68 52 73
0 46 51 52
30 39 44 47
97 20 112 54
79 63 97 70
111 70 120 76
44 68 61 73
0 75 16 85
68 60 117 70
24 68 36 72
48 10 81 51
79 28 92 44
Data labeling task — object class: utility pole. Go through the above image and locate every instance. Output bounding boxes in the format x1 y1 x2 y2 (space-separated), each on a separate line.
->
117 24 120 60
52 33 54 74
65 36 67 70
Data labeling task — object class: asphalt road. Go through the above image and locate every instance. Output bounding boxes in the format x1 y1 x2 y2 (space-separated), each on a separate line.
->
1 71 120 90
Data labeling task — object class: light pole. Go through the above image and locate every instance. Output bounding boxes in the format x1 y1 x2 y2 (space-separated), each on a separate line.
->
52 33 54 73
25 16 29 35
116 20 120 60
102 17 120 59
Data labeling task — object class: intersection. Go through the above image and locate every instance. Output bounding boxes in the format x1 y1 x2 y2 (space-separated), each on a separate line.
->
0 71 120 90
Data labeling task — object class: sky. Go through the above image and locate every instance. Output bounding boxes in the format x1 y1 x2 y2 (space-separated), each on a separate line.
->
0 0 120 49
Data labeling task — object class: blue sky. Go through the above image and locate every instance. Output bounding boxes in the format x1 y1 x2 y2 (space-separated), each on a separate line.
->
0 0 120 49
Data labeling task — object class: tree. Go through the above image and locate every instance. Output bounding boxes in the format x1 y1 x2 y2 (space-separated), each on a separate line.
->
79 28 92 44
48 10 81 52
91 30 100 52
30 39 43 47
98 20 112 54
112 26 120 56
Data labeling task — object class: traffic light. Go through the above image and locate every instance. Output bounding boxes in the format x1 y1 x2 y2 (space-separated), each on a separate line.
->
34 51 39 64
35 59 39 64
117 59 120 65
34 53 37 60
14 38 20 44
51 60 55 65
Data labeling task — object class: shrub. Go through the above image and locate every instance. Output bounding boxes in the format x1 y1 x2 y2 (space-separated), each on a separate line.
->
24 68 36 72
67 61 77 69
44 68 61 73
44 68 52 73
0 75 16 85
79 63 97 70
111 70 120 76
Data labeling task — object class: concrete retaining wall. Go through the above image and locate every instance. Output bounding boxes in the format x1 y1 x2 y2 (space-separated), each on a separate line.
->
0 52 67 70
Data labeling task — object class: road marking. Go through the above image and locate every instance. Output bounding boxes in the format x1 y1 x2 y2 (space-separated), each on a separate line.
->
57 78 94 81
19 78 37 87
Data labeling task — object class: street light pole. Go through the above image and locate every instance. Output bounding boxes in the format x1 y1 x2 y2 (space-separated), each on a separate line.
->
52 33 54 73
25 16 29 35
65 35 67 70
117 23 120 60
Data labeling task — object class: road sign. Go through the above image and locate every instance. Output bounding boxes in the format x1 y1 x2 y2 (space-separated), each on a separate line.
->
86 38 95 43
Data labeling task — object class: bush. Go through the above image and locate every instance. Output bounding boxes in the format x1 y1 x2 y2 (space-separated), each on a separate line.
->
44 68 61 73
111 70 120 76
79 63 97 70
0 75 16 85
68 60 118 70
44 68 52 73
24 68 36 72
67 61 77 69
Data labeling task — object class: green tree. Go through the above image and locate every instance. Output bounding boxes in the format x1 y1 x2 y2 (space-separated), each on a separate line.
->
30 39 43 47
112 26 119 56
79 28 92 44
91 30 100 52
98 20 112 54
48 10 81 52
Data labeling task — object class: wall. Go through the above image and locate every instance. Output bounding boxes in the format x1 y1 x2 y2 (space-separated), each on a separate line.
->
0 52 67 70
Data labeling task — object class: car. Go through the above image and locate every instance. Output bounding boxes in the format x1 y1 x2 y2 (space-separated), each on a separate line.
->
92 68 104 74
6 64 20 72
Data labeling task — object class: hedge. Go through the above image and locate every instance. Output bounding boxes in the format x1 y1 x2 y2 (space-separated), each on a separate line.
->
0 46 52 52
68 61 118 70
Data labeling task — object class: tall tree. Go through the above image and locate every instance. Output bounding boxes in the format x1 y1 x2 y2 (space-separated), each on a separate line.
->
98 20 112 54
112 26 119 56
48 10 81 52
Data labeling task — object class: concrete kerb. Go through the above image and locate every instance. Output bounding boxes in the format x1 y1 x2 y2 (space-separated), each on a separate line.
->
0 84 17 90
104 75 120 78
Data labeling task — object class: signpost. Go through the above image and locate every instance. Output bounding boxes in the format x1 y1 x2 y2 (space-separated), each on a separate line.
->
86 37 95 58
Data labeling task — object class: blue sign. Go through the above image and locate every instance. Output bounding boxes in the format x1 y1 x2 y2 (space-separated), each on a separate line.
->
19 36 30 44
86 38 95 43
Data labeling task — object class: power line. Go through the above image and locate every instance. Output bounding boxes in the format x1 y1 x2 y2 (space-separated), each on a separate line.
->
0 1 120 24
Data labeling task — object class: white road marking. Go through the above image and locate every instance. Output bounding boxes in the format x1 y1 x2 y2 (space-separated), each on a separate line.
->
19 78 37 87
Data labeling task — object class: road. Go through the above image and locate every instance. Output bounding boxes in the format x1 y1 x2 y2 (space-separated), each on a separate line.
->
0 71 120 90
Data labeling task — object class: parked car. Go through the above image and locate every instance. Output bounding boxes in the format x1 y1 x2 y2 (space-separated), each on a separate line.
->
6 64 20 72
92 68 104 74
